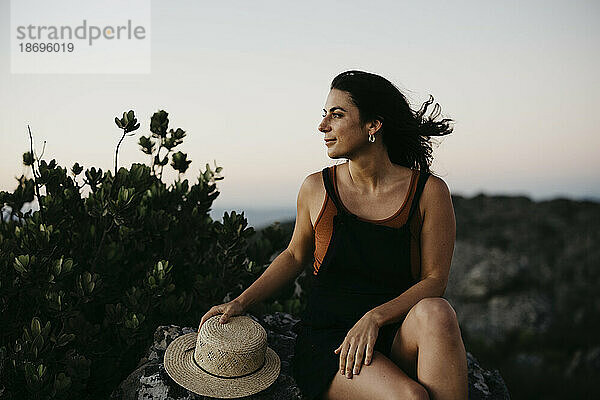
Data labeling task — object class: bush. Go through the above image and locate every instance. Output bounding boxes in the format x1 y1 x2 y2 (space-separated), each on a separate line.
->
0 110 300 399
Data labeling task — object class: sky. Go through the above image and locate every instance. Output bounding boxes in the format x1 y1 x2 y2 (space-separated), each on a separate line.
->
1 0 599 229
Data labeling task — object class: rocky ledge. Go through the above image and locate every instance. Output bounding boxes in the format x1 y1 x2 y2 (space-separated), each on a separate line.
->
111 312 510 399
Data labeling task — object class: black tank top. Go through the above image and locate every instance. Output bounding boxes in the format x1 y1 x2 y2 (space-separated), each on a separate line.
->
299 166 431 329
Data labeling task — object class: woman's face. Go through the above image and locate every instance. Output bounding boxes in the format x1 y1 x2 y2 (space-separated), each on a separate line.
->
318 88 369 159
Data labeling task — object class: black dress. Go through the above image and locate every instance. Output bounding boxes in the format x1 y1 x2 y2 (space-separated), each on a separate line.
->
291 166 431 400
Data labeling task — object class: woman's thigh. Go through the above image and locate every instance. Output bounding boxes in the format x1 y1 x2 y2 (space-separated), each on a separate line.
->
320 350 429 400
388 302 421 380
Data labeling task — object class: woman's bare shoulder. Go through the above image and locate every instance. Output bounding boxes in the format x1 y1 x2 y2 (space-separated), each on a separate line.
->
420 174 453 219
299 169 327 228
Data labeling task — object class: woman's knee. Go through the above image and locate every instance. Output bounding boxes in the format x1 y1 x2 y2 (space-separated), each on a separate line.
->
413 297 460 334
389 382 430 400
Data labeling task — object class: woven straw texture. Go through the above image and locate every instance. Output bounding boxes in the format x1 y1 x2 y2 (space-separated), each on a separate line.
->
164 315 280 398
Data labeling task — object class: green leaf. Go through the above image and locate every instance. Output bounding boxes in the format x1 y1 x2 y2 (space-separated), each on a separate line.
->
22 151 34 166
32 334 44 355
31 317 41 337
24 362 35 379
14 256 28 274
71 162 83 176
54 372 71 392
22 326 31 342
171 151 191 174
42 321 51 337
56 333 75 347
63 259 73 274
53 257 63 275
150 110 169 138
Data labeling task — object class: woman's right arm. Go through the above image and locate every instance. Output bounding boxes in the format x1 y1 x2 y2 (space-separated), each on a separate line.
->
199 173 319 328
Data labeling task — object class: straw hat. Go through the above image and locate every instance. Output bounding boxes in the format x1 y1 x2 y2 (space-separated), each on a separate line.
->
164 314 281 398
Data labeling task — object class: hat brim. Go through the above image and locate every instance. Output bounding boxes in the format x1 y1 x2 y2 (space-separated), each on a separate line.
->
164 332 281 398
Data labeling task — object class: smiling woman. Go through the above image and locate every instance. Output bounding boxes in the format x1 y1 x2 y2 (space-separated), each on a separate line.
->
287 70 466 400
199 70 465 400
319 71 454 173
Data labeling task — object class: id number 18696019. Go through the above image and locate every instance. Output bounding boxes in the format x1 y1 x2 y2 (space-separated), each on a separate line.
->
19 42 74 53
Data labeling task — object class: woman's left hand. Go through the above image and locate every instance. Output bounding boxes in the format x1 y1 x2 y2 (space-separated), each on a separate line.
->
334 312 380 378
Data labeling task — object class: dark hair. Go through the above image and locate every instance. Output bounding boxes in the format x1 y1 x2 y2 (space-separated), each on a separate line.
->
330 70 454 174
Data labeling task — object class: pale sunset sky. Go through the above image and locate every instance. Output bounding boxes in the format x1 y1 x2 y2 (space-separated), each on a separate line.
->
1 0 598 227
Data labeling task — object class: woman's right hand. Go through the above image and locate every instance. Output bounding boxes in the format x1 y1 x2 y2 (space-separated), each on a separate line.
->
198 299 246 332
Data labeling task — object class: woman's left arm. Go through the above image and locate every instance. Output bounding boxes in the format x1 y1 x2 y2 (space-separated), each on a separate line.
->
369 175 456 327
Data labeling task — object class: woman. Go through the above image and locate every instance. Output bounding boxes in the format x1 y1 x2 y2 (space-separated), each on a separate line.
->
199 70 468 400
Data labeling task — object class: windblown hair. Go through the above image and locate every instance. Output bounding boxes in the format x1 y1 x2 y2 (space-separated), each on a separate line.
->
330 70 454 174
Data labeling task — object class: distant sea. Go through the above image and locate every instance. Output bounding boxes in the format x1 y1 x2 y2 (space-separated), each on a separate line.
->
5 196 599 228
209 206 296 230
1 202 296 229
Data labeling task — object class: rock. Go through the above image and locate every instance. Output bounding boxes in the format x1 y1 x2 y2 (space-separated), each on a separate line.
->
270 195 600 398
467 352 511 400
447 242 531 300
565 346 600 378
452 290 553 348
112 312 510 399
445 242 554 349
